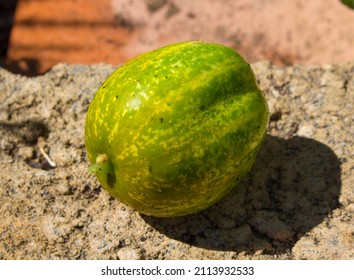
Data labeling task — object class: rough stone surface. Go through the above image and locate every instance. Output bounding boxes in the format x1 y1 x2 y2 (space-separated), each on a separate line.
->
0 61 353 260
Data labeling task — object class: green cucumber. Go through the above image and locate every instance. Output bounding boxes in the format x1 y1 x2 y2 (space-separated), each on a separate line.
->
85 41 269 217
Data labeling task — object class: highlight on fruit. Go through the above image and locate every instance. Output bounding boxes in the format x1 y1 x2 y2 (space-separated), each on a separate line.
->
85 41 269 217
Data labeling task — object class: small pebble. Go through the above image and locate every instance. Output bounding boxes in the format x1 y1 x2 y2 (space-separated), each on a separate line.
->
17 146 35 160
117 247 141 260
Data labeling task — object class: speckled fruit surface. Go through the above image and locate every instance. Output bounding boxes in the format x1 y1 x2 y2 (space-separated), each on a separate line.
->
85 42 268 217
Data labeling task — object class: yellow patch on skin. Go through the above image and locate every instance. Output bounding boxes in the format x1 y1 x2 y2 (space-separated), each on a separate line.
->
129 145 139 157
96 154 108 164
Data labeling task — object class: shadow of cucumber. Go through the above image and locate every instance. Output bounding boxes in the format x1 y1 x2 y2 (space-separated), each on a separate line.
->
142 135 341 254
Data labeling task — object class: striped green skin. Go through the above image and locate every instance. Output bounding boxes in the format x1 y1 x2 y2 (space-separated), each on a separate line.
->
85 41 269 217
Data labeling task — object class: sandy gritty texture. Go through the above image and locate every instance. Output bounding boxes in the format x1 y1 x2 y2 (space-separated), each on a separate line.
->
0 61 353 260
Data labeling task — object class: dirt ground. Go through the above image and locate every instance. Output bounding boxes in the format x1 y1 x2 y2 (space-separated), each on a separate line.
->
0 60 353 259
3 0 354 76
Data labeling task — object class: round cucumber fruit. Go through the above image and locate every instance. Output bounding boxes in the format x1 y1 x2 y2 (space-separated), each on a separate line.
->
85 41 269 217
